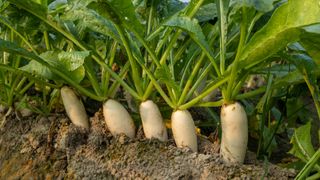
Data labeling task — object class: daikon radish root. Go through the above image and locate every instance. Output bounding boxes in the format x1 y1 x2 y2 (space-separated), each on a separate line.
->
61 86 89 129
139 100 168 141
103 99 135 138
171 110 197 152
220 102 248 164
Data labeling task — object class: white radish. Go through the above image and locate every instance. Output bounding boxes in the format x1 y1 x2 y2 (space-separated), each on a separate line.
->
61 86 89 129
139 100 168 141
220 102 248 164
103 99 135 138
171 110 197 152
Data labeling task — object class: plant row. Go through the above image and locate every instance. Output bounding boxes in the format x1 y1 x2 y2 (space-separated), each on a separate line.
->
0 0 319 176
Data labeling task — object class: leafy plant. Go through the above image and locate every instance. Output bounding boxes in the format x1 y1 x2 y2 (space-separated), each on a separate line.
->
289 122 320 179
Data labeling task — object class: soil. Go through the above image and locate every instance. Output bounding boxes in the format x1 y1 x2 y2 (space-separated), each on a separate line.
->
0 110 296 179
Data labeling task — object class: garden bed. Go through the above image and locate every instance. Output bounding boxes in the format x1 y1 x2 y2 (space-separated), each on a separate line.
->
0 111 296 179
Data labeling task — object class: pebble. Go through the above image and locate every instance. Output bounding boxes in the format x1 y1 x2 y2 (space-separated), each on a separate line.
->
0 104 7 113
19 108 33 117
118 136 125 144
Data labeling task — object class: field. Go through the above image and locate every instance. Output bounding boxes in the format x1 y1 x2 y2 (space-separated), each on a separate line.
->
0 0 319 179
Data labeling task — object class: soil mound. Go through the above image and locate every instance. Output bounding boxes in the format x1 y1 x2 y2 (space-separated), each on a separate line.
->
0 111 296 179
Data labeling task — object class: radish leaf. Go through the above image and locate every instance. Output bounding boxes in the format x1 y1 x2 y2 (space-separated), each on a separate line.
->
240 0 320 69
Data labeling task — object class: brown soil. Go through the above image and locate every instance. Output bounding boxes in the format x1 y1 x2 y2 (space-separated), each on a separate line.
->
0 110 296 179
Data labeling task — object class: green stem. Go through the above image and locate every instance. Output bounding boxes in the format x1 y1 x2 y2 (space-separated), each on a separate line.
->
186 0 205 17
43 31 50 50
231 72 250 98
101 62 141 100
20 80 34 95
296 149 320 180
257 73 274 157
84 61 103 96
195 99 224 107
7 73 23 106
306 172 320 180
142 32 181 100
304 74 320 120
134 56 175 108
185 63 212 101
143 0 206 99
108 61 131 98
173 38 192 64
0 16 38 55
225 7 247 102
15 76 27 92
115 24 143 97
178 52 206 105
0 64 59 89
147 0 154 36
217 0 228 75
179 50 200 88
179 76 229 110
102 41 117 96
235 86 266 100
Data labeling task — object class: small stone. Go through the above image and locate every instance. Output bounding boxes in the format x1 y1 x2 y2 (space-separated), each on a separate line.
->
289 168 296 174
48 116 56 121
119 137 125 145
0 104 7 113
241 174 247 179
53 160 67 170
227 170 234 176
190 152 197 159
19 108 33 117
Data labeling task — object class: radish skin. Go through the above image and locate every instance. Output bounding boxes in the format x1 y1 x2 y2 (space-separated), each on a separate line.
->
61 86 89 129
103 99 135 138
139 100 168 141
171 110 197 152
220 102 248 164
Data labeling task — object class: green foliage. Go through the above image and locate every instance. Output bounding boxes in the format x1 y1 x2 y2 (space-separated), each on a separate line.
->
0 0 319 173
240 0 320 69
289 122 316 162
61 6 121 42
232 0 276 12
300 27 320 65
289 122 320 179
21 51 89 83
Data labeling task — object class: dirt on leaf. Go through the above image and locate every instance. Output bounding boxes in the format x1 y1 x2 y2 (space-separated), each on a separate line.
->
0 110 296 179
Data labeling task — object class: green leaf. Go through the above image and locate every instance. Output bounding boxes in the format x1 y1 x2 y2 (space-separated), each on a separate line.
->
21 51 87 83
272 70 304 89
0 39 103 101
163 15 218 72
0 38 41 62
262 126 277 156
58 51 89 71
289 122 316 162
295 149 320 180
240 0 320 69
300 30 320 65
231 0 276 12
216 0 229 74
89 0 144 35
61 7 121 42
287 54 318 77
163 15 208 50
286 97 307 124
7 0 47 18
155 65 181 97
195 3 217 22
20 60 55 80
48 0 68 12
